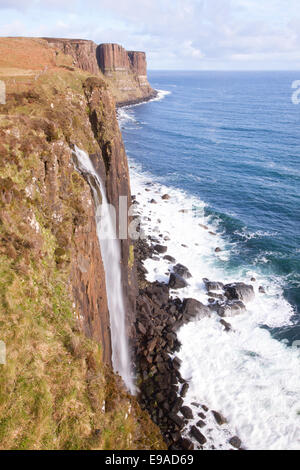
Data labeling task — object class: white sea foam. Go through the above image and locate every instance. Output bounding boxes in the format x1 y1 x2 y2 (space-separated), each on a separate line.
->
117 89 171 127
129 160 300 450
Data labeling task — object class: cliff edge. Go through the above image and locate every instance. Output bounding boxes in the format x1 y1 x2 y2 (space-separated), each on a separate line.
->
43 38 157 106
0 37 165 450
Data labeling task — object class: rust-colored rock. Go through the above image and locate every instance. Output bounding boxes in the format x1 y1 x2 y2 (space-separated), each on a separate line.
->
43 37 100 75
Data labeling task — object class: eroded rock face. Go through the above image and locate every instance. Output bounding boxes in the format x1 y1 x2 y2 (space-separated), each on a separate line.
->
43 38 156 106
43 38 100 75
224 282 255 303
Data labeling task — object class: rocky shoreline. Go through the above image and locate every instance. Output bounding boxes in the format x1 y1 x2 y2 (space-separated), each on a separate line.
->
133 203 258 450
116 90 159 108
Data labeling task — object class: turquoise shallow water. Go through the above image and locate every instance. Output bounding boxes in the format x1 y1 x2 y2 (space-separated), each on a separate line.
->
120 71 300 345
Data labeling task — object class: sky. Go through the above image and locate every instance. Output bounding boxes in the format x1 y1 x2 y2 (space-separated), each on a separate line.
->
1 0 300 70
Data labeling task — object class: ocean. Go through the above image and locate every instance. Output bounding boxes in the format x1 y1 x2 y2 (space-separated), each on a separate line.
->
118 71 300 450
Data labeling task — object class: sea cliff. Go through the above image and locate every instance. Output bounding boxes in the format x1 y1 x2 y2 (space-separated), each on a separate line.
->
0 37 164 450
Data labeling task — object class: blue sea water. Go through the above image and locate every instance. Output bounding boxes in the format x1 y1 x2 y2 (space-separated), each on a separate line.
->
118 71 300 449
120 71 300 341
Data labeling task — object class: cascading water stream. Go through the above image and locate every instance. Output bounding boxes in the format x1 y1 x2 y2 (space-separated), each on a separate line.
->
72 145 135 393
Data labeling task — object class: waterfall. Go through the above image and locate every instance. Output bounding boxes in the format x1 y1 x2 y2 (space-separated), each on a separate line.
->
72 145 135 393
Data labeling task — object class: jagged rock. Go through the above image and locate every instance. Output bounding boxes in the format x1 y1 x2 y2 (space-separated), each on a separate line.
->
147 338 157 352
190 426 207 445
180 383 189 398
207 291 225 300
196 420 206 428
154 244 168 254
198 412 206 420
170 431 181 443
169 273 188 289
229 436 242 449
171 397 184 414
169 412 184 429
259 286 266 294
172 357 182 370
182 298 211 320
202 405 209 412
173 263 192 279
179 438 194 450
180 406 194 419
217 300 246 317
203 278 224 291
137 322 147 335
212 410 227 426
224 282 255 303
220 319 232 332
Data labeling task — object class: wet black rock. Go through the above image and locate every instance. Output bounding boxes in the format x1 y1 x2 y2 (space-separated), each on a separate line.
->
217 300 246 317
224 282 255 303
154 244 168 254
212 410 227 426
196 420 206 428
180 406 194 420
190 426 207 445
179 438 194 450
180 383 189 398
164 255 176 263
203 278 224 291
259 286 266 294
229 436 242 449
169 412 184 429
182 298 211 320
220 319 232 332
171 397 184 414
162 194 171 200
169 273 188 289
173 263 192 279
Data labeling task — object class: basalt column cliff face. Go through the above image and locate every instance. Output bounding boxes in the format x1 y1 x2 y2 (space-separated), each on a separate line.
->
97 43 155 105
0 37 165 450
44 38 157 105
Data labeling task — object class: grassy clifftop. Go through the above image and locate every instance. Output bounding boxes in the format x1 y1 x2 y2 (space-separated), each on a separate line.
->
0 37 165 450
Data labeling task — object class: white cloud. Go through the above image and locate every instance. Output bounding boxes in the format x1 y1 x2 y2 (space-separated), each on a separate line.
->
1 0 300 69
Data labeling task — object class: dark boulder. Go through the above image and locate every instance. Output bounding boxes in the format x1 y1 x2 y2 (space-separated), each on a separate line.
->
229 436 242 449
179 438 194 450
169 412 184 429
190 426 207 445
180 383 189 398
169 273 188 289
217 300 246 317
182 298 211 320
203 278 224 291
162 194 170 200
212 410 227 426
171 397 184 414
220 319 232 332
180 406 194 420
163 255 176 263
224 282 255 303
173 263 192 279
196 420 206 428
154 244 168 254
